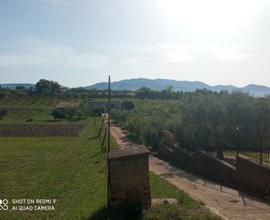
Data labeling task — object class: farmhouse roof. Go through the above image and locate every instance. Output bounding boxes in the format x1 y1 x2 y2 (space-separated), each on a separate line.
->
109 145 150 160
56 101 81 108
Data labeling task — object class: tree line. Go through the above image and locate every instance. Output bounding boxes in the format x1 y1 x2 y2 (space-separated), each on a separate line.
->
1 79 270 152
111 89 270 152
0 79 135 99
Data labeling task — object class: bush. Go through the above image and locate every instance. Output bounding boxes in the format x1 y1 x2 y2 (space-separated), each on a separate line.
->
25 118 33 122
126 113 145 137
111 108 129 124
142 117 163 148
0 108 7 119
121 100 135 110
91 106 105 116
51 108 84 121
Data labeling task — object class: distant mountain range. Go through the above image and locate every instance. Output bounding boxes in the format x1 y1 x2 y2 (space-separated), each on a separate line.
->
0 83 34 89
86 78 270 97
1 79 270 97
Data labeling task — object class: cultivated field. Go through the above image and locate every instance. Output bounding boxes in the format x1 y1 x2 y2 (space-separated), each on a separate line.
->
0 97 82 124
0 124 85 137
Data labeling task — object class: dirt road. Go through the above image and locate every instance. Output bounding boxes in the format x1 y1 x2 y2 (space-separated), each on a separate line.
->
110 125 270 220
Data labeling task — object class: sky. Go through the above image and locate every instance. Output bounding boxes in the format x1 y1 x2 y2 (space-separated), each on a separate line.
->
0 0 270 87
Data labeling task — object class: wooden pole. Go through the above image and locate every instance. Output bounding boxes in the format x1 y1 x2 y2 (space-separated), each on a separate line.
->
108 75 111 153
107 75 111 208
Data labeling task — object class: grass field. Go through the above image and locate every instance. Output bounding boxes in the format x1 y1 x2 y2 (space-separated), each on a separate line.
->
0 98 219 219
0 118 107 219
0 97 61 107
0 97 82 124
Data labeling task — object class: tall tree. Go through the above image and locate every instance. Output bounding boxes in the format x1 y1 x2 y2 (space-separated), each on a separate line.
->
35 79 62 96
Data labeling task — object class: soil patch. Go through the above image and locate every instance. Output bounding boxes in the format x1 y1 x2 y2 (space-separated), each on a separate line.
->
0 124 85 137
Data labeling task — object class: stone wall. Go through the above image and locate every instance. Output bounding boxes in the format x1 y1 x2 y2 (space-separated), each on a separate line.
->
232 155 270 196
192 151 236 184
175 147 194 172
157 145 193 171
157 145 270 197
109 155 151 208
157 146 234 184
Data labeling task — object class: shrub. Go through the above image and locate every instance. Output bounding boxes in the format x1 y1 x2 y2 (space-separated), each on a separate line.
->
121 100 135 110
25 118 33 122
92 106 105 116
0 108 7 119
111 108 129 124
142 117 163 148
51 108 84 121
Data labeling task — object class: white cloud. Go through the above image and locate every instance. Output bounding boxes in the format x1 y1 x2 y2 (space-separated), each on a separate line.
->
161 52 193 63
122 56 152 65
215 50 252 61
0 55 52 66
0 39 109 68
125 42 195 63
129 42 248 63
145 42 252 62
0 39 253 70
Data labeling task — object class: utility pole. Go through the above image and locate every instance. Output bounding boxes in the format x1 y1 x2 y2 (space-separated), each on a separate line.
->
107 75 111 208
108 75 111 153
